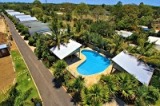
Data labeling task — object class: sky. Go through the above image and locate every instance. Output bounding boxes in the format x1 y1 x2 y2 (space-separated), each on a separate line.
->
0 0 160 6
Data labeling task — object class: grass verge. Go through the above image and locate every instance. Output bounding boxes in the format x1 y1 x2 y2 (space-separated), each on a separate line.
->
0 50 41 105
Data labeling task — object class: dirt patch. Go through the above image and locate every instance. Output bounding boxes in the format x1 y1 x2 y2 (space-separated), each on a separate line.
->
0 17 16 91
10 41 18 51
0 32 7 44
0 17 7 33
0 17 8 44
0 41 17 91
0 55 15 91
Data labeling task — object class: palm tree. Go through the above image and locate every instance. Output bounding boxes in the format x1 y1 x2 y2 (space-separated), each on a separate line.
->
88 85 103 106
127 37 160 68
80 31 92 44
72 76 84 92
136 41 155 57
53 60 67 79
135 85 159 106
49 17 69 49
66 76 84 93
68 76 85 104
92 6 106 21
81 84 110 106
100 75 118 97
142 56 160 68
74 3 90 20
116 73 139 102
109 34 127 55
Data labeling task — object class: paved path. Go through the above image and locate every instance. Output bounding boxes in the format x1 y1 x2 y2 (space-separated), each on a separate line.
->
3 13 75 106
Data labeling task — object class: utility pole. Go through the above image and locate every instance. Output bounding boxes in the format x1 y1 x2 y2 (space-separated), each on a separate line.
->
45 0 47 3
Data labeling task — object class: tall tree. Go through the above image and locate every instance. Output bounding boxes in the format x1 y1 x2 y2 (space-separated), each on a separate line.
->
92 6 106 21
33 0 42 8
90 21 115 37
112 1 123 21
31 0 43 17
74 3 89 19
138 3 153 25
49 17 69 49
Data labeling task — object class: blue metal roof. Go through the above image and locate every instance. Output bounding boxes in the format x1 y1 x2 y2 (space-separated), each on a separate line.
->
22 21 48 28
29 26 50 35
0 44 8 49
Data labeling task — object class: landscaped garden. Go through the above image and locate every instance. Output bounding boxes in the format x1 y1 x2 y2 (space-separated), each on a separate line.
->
1 0 160 105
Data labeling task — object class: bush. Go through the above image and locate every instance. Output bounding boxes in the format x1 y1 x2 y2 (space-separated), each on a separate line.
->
43 60 50 68
42 55 57 68
21 27 29 35
31 98 42 106
48 55 56 63
0 84 19 105
24 34 30 40
15 88 33 105
90 21 115 37
65 13 72 21
28 36 36 46
16 24 28 35
18 28 23 33
16 24 24 31
135 86 160 106
73 18 78 22
63 71 73 87
83 19 93 25
75 21 82 33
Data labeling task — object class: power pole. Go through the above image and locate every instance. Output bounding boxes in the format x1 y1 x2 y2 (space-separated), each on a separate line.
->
45 0 47 3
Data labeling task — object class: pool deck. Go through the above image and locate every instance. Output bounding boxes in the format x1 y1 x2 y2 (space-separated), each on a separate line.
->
67 47 113 87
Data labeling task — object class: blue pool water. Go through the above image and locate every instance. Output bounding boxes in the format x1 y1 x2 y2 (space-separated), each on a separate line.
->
77 50 110 75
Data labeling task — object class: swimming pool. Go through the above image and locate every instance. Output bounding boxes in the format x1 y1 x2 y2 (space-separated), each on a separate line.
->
77 50 110 75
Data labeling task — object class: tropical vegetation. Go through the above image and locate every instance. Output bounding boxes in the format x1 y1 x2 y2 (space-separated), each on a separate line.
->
1 0 160 105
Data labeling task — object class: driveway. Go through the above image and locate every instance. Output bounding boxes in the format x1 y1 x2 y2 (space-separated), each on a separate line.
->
3 13 75 106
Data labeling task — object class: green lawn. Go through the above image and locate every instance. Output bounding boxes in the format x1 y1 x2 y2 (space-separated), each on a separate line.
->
0 50 40 105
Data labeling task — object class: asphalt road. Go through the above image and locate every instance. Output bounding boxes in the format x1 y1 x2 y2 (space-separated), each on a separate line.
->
3 14 75 106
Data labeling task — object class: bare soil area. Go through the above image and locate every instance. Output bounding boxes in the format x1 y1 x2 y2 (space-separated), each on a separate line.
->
0 17 7 44
0 17 7 33
0 55 15 90
0 17 15 91
0 32 7 44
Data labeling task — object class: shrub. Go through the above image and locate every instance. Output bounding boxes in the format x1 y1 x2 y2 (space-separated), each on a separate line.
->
48 55 56 63
83 19 93 25
43 60 50 68
31 98 42 106
21 27 29 35
0 84 19 105
135 86 159 106
28 36 36 46
90 21 115 37
24 34 30 40
65 13 72 21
